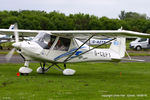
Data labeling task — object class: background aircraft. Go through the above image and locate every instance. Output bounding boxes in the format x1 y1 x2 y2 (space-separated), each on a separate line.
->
80 38 112 45
0 34 13 49
0 24 35 49
0 24 15 49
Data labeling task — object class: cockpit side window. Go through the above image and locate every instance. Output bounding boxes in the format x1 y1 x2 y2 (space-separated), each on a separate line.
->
32 32 56 49
45 35 56 49
54 37 71 51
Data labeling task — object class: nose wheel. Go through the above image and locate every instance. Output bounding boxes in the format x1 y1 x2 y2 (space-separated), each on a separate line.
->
20 73 29 76
19 61 32 76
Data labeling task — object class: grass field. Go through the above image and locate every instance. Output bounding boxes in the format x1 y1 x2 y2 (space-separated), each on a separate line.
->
0 62 150 100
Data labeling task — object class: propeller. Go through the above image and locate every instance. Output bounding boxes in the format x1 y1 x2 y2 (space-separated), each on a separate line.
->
5 23 19 62
14 23 19 42
5 48 16 61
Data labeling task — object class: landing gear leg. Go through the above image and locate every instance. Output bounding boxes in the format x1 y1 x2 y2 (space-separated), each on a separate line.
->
24 60 29 67
37 63 76 76
0 46 3 50
64 64 66 69
19 61 32 75
37 63 55 74
41 62 46 74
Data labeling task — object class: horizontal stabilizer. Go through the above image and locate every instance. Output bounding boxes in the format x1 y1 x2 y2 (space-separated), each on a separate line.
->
122 58 144 62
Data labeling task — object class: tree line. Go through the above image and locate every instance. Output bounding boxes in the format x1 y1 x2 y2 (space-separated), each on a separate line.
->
0 10 150 33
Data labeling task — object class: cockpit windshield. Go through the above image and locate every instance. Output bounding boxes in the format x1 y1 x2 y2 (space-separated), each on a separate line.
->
32 32 56 49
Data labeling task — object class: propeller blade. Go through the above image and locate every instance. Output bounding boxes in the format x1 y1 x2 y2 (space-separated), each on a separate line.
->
14 31 19 42
14 23 19 42
5 48 15 61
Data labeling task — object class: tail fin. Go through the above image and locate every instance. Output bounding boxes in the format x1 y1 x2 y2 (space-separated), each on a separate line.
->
9 23 18 30
110 37 126 58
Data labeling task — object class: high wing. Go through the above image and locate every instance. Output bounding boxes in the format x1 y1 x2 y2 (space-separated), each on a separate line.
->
0 28 150 38
50 30 150 38
0 29 50 36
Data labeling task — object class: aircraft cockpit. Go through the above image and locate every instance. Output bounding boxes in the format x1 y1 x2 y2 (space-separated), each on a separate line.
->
32 32 71 51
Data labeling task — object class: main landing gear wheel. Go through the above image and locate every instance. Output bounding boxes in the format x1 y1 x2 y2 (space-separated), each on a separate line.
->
37 62 50 74
37 67 48 74
63 69 76 75
55 63 76 75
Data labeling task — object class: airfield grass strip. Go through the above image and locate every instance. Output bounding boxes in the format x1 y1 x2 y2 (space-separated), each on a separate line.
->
0 62 150 100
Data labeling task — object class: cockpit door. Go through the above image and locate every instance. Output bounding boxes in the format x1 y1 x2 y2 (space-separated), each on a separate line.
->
46 37 72 61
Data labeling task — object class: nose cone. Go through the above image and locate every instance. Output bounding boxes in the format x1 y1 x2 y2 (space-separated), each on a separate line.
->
12 42 21 48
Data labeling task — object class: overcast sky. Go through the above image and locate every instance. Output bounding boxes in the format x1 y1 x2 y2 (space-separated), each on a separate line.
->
0 0 150 18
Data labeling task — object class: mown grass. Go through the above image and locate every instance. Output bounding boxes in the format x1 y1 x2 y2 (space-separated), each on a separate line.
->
0 51 18 55
0 62 150 100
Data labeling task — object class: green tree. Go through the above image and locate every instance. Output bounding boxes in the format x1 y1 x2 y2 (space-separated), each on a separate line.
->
119 11 147 20
71 13 90 30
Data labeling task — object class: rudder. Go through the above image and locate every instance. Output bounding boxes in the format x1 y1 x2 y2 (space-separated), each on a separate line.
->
109 37 126 58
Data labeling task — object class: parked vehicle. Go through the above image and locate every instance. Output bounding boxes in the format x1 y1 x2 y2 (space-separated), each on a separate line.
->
130 38 150 50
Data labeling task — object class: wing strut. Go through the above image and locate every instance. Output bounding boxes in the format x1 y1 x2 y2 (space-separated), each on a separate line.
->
123 50 144 62
125 50 131 60
64 37 116 63
63 34 95 63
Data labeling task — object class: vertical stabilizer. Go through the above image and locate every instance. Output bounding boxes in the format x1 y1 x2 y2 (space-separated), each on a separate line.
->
110 37 126 58
9 23 18 30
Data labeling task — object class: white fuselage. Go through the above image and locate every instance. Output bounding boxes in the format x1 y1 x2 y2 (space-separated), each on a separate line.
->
14 40 121 63
12 32 124 63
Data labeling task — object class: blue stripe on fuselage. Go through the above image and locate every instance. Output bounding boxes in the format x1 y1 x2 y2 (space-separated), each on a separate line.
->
54 47 85 61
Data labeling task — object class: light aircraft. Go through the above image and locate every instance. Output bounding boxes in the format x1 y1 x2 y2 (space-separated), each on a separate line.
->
0 23 150 76
0 34 13 49
0 24 16 49
0 34 12 43
0 24 34 49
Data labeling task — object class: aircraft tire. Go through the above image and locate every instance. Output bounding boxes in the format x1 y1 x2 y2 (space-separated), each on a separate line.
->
20 73 29 76
0 46 3 50
37 67 47 74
